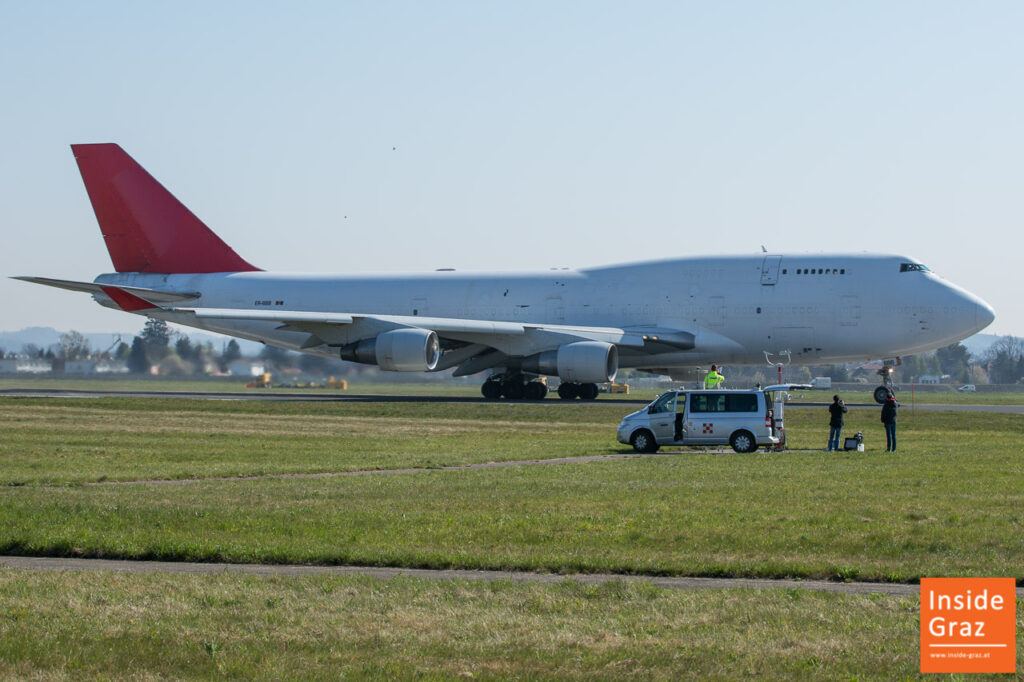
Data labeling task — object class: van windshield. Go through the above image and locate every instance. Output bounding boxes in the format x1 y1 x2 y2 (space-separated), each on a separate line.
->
649 392 676 414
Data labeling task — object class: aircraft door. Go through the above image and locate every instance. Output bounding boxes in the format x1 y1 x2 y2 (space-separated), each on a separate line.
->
708 296 726 327
760 256 782 285
840 295 861 327
545 296 565 323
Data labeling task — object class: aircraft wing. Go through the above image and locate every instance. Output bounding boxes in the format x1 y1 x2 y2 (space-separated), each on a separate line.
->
169 306 696 375
14 274 699 376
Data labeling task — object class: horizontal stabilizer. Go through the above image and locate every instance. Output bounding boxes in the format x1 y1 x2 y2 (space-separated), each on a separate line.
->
12 276 200 305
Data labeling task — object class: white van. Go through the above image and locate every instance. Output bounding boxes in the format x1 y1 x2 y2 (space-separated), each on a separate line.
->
617 385 807 453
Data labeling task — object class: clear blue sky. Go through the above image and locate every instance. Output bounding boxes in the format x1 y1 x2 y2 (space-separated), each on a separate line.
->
2 1 1020 337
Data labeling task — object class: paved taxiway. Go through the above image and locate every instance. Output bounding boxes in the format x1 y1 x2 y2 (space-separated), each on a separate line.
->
1 388 1022 413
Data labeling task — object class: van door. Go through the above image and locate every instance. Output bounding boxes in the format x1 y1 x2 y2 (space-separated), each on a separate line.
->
646 391 678 443
684 392 725 445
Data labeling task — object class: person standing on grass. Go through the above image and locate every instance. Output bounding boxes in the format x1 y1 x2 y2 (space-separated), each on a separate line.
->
827 394 847 451
881 391 899 452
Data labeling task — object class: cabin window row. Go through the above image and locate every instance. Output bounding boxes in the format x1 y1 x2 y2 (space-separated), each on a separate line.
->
782 268 846 275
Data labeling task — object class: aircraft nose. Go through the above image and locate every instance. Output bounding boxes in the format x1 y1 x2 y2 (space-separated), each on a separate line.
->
975 298 996 332
948 284 995 336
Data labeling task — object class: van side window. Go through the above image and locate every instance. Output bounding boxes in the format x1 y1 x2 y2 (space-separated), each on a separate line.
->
725 394 758 412
690 393 758 413
690 393 725 413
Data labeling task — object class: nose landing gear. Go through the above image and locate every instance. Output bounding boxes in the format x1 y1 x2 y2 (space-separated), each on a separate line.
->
874 364 898 404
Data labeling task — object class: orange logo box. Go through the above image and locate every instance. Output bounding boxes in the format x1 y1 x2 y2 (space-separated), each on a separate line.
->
920 578 1016 674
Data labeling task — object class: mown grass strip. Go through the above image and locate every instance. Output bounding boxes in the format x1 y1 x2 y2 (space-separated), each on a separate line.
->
0 398 623 484
1 398 1021 582
2 446 1021 581
8 570 1016 679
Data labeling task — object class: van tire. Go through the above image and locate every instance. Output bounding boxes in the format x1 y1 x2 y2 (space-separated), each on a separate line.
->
730 430 756 453
631 430 659 454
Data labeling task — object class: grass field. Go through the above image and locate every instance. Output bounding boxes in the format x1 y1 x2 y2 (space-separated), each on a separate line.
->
1 395 1022 677
8 570 1012 680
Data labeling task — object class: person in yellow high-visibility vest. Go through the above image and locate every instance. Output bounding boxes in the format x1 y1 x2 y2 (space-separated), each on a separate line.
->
704 365 724 389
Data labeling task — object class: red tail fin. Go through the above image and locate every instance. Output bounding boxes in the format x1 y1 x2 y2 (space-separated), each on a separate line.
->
72 143 260 274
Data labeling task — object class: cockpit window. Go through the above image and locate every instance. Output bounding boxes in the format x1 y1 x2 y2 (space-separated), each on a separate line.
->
900 263 931 273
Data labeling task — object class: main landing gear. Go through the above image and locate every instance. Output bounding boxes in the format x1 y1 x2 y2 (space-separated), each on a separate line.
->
480 375 600 401
555 381 599 401
481 375 548 400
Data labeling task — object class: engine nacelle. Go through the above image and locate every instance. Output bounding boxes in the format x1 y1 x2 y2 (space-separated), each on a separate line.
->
339 328 440 371
522 341 618 384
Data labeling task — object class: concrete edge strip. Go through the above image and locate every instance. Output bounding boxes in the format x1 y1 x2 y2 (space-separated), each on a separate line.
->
0 555 951 597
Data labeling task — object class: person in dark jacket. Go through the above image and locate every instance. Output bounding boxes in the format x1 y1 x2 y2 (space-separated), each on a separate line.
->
827 394 847 451
880 392 899 452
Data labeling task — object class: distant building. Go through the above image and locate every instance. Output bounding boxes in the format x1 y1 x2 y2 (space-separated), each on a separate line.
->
850 362 884 381
66 360 129 375
228 360 267 377
0 357 51 374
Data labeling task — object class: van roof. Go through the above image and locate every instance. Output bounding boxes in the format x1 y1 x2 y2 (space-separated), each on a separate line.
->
671 384 811 393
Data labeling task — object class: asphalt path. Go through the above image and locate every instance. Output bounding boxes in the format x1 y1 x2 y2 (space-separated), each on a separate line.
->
1 387 1022 412
0 555 951 597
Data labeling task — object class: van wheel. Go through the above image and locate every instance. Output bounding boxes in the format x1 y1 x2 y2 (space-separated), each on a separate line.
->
631 430 659 454
730 430 756 453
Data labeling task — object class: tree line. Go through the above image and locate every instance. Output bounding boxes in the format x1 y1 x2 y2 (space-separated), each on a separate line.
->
2 323 1023 384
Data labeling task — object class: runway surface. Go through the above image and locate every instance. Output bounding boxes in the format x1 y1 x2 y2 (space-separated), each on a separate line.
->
2 387 1022 412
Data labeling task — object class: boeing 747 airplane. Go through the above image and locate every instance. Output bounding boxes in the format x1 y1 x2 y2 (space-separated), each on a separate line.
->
16 144 995 400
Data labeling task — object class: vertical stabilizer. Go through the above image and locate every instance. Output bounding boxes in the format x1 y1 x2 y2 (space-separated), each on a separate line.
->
71 143 260 273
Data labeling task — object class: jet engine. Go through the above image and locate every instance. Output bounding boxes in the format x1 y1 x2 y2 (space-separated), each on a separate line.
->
339 328 440 371
521 341 618 384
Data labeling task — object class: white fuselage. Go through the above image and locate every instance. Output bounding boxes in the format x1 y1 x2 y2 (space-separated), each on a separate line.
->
93 252 994 373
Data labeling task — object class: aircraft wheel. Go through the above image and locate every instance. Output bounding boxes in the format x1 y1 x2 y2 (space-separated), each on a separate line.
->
873 386 891 404
481 380 502 400
502 380 525 400
524 381 548 400
578 383 599 400
557 382 579 400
